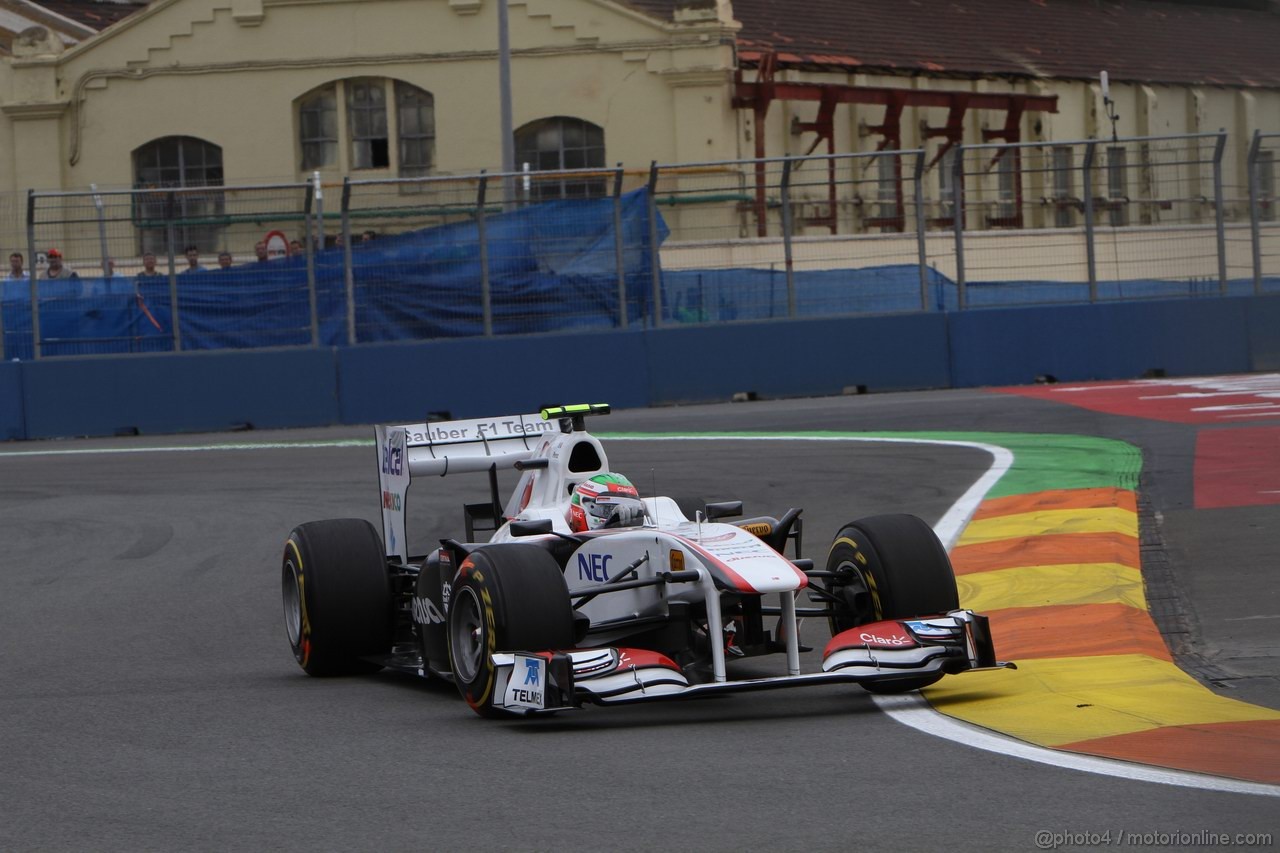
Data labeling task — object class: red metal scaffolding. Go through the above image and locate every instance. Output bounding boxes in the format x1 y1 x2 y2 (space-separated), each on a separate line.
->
732 55 1059 235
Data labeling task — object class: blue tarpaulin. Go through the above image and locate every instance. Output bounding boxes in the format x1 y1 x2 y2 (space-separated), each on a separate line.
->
2 190 664 359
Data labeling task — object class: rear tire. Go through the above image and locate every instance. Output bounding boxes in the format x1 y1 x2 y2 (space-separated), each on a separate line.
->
448 545 575 718
823 514 958 694
282 519 391 676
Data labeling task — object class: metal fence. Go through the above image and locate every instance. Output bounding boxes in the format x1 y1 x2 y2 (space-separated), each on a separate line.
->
4 130 1278 360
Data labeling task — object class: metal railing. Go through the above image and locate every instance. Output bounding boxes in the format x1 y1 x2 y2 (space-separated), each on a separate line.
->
4 130 1278 360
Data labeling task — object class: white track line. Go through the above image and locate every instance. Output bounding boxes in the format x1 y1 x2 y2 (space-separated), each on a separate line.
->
0 439 372 457
4 431 1277 796
614 434 1280 798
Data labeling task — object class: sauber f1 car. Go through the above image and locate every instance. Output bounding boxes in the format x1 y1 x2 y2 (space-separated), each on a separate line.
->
281 404 1013 717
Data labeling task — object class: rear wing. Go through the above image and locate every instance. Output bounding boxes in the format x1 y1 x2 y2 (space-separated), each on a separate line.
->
374 413 560 561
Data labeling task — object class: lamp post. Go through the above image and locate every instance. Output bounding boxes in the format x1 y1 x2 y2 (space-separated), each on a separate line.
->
498 0 515 204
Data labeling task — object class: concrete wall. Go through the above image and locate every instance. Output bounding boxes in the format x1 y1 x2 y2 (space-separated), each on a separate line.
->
4 294 1277 441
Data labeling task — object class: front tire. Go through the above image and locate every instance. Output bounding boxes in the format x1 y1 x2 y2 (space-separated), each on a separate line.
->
448 545 575 717
824 514 959 693
282 519 391 676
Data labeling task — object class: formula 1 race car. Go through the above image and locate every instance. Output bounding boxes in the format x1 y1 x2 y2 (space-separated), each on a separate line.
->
281 404 1013 717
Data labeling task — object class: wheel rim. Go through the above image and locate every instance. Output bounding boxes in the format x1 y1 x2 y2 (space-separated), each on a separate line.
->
834 558 879 625
450 587 485 683
282 560 303 647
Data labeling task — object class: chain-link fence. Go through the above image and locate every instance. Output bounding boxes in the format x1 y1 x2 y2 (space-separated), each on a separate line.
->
1248 131 1280 294
5 130 1278 360
650 150 939 321
953 132 1239 308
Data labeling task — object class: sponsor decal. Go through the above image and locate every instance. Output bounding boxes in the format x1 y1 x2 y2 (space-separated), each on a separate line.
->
405 416 556 446
905 620 954 637
381 430 404 476
741 522 773 537
858 628 916 648
504 654 546 709
577 552 612 582
381 490 401 511
412 596 445 625
440 581 451 614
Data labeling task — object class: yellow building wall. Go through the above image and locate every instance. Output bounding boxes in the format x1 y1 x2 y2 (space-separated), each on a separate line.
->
0 0 1277 259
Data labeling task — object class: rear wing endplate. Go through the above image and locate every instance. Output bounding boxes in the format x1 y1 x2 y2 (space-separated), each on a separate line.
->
374 413 559 561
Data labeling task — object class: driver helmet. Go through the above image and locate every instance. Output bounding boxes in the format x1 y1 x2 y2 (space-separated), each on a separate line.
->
568 473 645 532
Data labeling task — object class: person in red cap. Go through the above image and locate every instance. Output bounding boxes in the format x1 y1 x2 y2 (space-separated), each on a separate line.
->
45 249 78 280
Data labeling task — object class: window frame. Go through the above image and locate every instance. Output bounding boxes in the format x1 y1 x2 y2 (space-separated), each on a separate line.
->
1106 146 1130 227
1052 145 1076 228
295 78 435 179
299 85 338 171
131 135 225 255
1258 149 1276 224
514 116 607 201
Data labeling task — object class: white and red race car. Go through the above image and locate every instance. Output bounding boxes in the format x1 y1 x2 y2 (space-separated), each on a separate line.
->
281 404 1013 717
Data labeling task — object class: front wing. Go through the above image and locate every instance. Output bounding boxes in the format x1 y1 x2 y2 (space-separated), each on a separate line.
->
487 611 1014 714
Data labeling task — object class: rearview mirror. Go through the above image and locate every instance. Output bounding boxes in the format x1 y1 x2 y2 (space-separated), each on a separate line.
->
704 501 744 521
509 519 553 537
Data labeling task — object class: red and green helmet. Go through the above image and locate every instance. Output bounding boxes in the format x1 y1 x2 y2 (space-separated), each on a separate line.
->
568 473 643 532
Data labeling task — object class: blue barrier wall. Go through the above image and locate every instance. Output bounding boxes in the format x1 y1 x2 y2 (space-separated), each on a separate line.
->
645 313 951 403
337 331 652 425
6 294 1279 441
1246 295 1280 371
947 297 1256 388
0 361 23 441
20 348 339 440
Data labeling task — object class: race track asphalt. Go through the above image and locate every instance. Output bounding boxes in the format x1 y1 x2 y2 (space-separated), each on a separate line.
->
0 388 1275 851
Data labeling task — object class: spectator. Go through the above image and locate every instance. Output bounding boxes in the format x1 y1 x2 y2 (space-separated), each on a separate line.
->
217 250 233 270
289 239 304 257
135 251 163 279
132 254 165 333
45 249 78 280
255 241 270 263
8 252 26 280
180 245 202 273
361 230 377 242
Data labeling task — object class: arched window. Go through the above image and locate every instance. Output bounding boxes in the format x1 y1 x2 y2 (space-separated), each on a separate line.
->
295 79 435 177
132 136 224 255
515 117 606 200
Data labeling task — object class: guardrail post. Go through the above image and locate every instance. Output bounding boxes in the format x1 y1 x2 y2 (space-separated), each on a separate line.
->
1083 141 1098 302
303 179 317 343
780 157 796 318
913 151 928 311
1212 130 1229 295
477 172 493 337
340 177 353 347
646 161 663 327
312 171 324 253
23 190 37 359
91 184 111 281
611 166 628 329
165 191 182 352
1247 130 1263 296
952 145 967 310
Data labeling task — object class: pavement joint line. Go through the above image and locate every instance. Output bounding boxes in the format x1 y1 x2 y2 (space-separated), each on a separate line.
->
4 429 1278 796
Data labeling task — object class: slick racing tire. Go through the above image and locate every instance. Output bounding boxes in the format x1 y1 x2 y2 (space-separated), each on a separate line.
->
824 514 959 694
448 545 575 718
282 519 392 676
